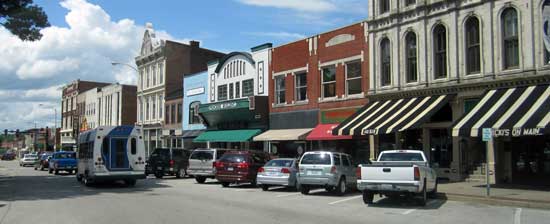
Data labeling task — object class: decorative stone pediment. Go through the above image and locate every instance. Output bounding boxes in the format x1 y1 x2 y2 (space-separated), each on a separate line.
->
325 34 355 47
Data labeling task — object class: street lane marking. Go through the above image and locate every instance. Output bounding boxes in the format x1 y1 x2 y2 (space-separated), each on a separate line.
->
514 208 522 224
276 193 301 198
402 209 416 215
235 188 257 192
328 195 363 205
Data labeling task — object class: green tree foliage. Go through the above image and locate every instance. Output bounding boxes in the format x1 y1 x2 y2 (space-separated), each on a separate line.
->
1 0 50 41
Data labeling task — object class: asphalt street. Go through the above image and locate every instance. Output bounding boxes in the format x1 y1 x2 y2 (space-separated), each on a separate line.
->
0 160 549 224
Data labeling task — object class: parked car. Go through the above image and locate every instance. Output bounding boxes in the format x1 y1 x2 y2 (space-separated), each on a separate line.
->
357 150 438 206
34 152 53 171
1 152 16 160
49 151 77 175
148 148 190 179
297 151 356 196
257 158 298 191
19 154 38 167
214 150 270 187
187 148 231 183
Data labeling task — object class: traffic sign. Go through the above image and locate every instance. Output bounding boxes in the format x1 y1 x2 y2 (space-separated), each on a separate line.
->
482 128 492 142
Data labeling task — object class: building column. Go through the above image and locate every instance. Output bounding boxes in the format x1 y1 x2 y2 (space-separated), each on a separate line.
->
487 139 496 184
369 135 377 160
450 136 462 182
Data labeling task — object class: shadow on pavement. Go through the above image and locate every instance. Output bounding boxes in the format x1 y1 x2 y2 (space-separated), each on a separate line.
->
366 195 447 209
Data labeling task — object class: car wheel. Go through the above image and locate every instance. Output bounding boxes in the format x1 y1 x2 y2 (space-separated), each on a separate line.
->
176 169 185 178
221 182 230 188
429 179 438 199
325 186 333 192
83 175 93 187
154 172 163 179
54 169 59 175
48 168 52 174
34 166 37 170
40 165 44 171
336 177 347 196
417 179 427 206
261 185 269 191
362 190 374 204
300 185 310 195
250 179 257 187
125 179 137 187
76 174 83 182
195 176 206 184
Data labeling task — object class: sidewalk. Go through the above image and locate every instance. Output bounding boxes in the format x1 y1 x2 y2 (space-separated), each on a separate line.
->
438 181 550 209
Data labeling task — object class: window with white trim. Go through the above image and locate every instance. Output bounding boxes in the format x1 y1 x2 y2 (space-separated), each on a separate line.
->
274 75 286 104
322 66 336 98
295 72 307 101
218 84 228 101
235 82 240 98
242 79 254 97
502 8 519 69
345 61 362 96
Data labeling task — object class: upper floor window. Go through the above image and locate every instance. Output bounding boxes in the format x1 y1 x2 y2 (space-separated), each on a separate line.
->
146 66 150 88
152 64 157 86
139 69 144 90
146 98 150 120
242 79 254 97
322 66 336 98
151 97 156 119
189 101 201 124
159 94 163 118
235 82 241 98
295 72 307 101
218 84 228 101
380 38 391 86
346 61 362 95
274 75 286 104
158 62 164 84
405 0 415 6
165 105 170 123
380 0 390 14
433 24 447 79
229 83 234 100
171 104 176 124
405 32 418 83
502 8 519 69
177 103 182 123
466 17 481 74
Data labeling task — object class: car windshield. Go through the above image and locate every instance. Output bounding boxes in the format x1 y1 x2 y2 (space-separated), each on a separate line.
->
190 151 214 160
151 148 170 158
379 153 424 162
300 153 331 165
25 155 37 159
265 159 294 167
219 154 246 163
53 153 75 159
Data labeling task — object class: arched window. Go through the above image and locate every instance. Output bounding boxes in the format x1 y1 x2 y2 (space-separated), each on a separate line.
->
501 8 519 69
380 38 391 86
189 101 201 124
405 32 417 83
433 24 447 79
465 17 481 74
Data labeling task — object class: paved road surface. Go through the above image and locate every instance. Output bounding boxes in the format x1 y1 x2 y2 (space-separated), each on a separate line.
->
0 161 549 224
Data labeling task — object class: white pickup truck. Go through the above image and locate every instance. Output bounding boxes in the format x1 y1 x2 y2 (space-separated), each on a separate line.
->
357 150 437 206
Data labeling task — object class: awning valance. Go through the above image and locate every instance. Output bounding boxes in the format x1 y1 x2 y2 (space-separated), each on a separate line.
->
252 128 312 141
452 85 550 137
307 124 353 141
193 129 262 142
333 95 453 136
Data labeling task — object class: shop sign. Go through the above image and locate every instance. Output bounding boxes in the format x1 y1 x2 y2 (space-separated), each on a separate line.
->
186 87 205 96
492 128 543 137
207 102 239 111
321 108 359 124
362 129 378 135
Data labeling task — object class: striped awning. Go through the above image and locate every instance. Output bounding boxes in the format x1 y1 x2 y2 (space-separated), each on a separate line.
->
333 95 453 136
452 84 550 137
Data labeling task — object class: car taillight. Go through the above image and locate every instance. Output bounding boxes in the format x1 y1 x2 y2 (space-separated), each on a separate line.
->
356 167 362 179
414 167 420 181
330 166 337 174
258 167 264 173
214 161 224 168
281 168 290 174
169 159 175 167
237 162 249 169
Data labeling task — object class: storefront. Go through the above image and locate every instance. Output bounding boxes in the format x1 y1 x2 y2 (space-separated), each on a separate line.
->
182 71 209 149
253 128 313 158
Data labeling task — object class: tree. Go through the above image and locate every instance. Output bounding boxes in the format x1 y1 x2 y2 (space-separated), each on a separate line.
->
1 0 50 41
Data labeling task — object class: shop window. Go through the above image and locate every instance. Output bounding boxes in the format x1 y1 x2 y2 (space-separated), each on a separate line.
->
235 82 240 98
346 61 362 96
465 17 481 74
322 66 336 98
242 79 254 97
294 72 307 101
433 24 447 79
274 75 286 104
405 32 418 83
218 84 228 101
229 83 234 100
380 38 391 86
429 129 452 168
502 7 519 69
189 101 201 124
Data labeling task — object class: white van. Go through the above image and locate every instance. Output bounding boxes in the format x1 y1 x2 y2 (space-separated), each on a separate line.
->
76 126 146 186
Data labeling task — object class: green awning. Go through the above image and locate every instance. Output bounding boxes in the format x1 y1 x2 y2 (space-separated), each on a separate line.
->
193 129 262 143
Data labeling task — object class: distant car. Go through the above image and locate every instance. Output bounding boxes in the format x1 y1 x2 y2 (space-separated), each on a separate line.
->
147 148 190 179
214 150 270 187
49 151 77 175
19 154 38 167
187 148 231 183
1 152 16 160
297 151 356 196
257 158 299 191
34 153 53 171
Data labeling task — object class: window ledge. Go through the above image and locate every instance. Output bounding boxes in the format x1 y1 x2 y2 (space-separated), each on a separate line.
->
342 93 364 100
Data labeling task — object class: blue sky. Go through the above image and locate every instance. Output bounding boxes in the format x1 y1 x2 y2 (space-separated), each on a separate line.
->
0 0 368 130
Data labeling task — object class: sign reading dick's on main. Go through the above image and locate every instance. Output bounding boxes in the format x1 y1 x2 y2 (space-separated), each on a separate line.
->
492 128 545 137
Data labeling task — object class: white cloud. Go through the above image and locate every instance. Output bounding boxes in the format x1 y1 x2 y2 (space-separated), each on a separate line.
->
238 0 336 12
0 0 189 130
242 31 306 40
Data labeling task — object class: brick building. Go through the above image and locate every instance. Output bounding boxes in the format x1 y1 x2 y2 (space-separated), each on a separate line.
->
254 22 371 161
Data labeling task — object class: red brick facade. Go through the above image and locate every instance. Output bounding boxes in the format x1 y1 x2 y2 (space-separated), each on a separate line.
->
269 22 369 124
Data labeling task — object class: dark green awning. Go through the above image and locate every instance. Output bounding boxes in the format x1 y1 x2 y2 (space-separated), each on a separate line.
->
193 129 262 142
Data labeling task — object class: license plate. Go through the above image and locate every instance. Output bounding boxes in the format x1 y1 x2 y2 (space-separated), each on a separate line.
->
227 167 234 171
381 184 393 190
157 167 163 170
307 170 322 175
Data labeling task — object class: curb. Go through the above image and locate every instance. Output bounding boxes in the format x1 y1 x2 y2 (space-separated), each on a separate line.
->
438 193 550 210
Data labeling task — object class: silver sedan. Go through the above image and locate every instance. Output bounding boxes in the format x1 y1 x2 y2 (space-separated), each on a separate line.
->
257 158 298 191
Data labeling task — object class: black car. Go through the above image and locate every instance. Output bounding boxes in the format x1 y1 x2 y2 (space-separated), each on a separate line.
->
146 148 190 179
1 152 16 160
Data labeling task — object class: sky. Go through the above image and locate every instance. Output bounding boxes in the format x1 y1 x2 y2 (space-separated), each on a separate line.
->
0 0 368 131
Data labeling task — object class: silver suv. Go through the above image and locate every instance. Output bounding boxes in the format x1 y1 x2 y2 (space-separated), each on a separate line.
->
187 148 230 183
297 151 356 196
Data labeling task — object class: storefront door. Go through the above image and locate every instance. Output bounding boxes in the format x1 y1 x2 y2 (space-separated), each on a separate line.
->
429 129 453 169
